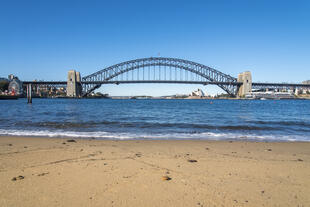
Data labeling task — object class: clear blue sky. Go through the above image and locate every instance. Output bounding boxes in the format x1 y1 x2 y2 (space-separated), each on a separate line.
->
1 0 309 96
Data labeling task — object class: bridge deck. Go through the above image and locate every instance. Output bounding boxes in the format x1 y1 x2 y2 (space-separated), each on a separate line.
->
22 80 310 88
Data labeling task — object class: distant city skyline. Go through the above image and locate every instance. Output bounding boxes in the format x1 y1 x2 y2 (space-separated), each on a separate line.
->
1 0 309 96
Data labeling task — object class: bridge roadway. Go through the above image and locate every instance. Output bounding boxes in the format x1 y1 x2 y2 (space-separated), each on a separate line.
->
23 80 239 85
22 80 310 88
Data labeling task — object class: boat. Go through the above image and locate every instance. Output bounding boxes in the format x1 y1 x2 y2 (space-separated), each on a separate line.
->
0 95 19 100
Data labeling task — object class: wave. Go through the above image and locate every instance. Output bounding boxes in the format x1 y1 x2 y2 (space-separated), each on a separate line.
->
14 121 279 131
0 129 309 142
16 121 100 129
249 120 310 128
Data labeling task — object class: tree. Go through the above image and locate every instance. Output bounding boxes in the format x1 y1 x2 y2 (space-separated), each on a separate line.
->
0 81 9 92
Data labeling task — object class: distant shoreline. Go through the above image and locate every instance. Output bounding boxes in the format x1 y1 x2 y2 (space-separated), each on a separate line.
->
8 96 310 100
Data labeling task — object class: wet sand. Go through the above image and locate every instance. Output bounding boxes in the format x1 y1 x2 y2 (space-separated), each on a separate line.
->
0 136 309 207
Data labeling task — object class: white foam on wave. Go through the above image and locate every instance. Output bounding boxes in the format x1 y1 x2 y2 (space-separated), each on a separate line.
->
0 129 309 142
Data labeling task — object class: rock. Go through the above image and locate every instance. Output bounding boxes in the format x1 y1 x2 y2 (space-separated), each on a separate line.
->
67 139 76 143
266 149 272 151
205 147 209 150
188 159 198 163
162 176 172 181
297 159 303 162
12 175 24 181
18 175 24 179
37 172 49 176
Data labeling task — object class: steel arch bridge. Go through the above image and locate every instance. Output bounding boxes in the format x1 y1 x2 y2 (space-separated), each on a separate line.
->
81 57 238 96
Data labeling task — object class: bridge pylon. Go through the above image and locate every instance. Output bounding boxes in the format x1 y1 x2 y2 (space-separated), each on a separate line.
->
67 70 82 97
237 71 252 97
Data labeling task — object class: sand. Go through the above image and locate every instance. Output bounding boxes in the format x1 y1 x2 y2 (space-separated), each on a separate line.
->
0 136 309 207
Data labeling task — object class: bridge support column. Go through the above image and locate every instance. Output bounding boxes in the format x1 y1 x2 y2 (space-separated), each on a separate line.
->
67 70 82 97
27 84 32 104
237 71 252 97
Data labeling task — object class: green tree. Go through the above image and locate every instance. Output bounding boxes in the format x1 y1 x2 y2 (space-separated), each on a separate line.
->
0 81 9 91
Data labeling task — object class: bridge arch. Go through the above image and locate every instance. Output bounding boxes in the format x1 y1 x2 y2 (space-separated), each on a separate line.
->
81 57 238 96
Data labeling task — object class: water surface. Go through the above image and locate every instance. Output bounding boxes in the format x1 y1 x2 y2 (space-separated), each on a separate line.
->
0 99 309 141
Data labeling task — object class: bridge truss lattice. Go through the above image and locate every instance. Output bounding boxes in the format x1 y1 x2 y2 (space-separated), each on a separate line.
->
81 57 238 96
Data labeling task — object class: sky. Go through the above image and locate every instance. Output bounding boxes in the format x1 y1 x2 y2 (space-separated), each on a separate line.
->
0 0 309 96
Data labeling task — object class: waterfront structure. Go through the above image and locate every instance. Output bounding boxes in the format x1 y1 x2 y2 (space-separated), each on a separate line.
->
301 80 310 94
237 71 252 97
67 70 82 97
190 89 205 97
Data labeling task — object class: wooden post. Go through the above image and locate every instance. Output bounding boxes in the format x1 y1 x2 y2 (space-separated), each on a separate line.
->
27 84 32 104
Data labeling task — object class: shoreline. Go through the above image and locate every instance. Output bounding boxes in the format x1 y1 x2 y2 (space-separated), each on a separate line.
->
1 136 309 206
0 134 309 143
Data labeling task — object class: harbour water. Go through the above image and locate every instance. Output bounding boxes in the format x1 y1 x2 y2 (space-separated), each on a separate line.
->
0 99 310 141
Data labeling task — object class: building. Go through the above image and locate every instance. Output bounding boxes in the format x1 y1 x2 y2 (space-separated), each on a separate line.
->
301 80 310 94
190 89 205 97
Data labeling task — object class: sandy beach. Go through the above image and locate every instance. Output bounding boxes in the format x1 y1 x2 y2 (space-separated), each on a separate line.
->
0 136 309 207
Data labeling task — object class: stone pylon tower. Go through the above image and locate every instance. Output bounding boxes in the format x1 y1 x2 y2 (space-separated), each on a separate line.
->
67 70 82 97
237 71 252 97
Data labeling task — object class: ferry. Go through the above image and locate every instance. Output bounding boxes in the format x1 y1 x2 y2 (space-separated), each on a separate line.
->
245 91 295 100
0 94 19 100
